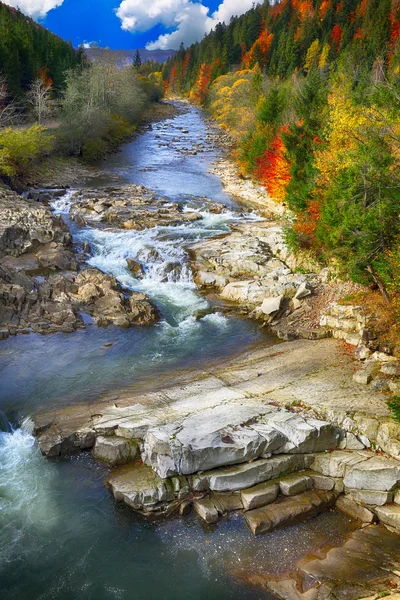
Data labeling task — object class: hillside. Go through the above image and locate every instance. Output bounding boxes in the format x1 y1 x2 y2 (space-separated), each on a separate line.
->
85 47 175 66
163 0 398 91
163 0 400 349
0 1 83 97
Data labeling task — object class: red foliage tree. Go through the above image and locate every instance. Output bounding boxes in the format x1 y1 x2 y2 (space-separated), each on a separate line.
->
330 24 342 51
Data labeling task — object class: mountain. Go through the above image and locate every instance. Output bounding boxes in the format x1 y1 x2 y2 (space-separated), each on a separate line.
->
0 1 83 97
85 48 176 66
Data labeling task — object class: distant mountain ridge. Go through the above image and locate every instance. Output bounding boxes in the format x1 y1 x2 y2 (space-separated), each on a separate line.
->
85 47 176 65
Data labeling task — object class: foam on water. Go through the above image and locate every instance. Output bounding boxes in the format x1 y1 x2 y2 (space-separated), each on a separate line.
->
0 419 58 564
75 207 250 325
50 189 75 214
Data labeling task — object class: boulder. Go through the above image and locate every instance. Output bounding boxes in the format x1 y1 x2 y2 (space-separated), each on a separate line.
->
241 481 280 511
142 404 337 479
195 455 314 493
93 436 138 466
302 470 336 491
261 296 283 316
311 451 368 478
294 282 312 300
126 258 145 279
353 370 372 385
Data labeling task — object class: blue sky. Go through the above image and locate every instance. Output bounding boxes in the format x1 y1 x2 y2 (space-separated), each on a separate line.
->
3 0 256 50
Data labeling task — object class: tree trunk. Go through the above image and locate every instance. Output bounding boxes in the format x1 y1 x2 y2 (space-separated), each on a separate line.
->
366 264 391 305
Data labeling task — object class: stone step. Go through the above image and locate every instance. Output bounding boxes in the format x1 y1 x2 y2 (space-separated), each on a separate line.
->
190 454 314 493
279 473 313 496
241 481 280 511
244 489 337 536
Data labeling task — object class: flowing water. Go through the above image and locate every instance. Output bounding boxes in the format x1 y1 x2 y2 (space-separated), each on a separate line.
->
0 104 357 599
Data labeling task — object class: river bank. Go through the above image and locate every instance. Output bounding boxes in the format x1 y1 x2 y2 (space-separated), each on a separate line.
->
1 101 400 600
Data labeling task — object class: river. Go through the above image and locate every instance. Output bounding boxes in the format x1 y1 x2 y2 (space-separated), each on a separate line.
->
0 103 356 600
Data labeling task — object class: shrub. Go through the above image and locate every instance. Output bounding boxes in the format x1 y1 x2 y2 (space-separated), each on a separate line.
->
0 125 54 178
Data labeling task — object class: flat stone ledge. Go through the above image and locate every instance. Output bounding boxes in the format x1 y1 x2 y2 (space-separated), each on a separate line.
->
244 489 337 536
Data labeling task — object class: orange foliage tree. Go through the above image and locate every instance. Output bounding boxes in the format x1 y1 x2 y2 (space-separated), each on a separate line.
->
193 64 211 105
256 127 291 202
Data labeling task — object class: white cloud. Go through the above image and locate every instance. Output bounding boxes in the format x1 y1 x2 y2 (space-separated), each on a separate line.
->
116 0 256 50
2 0 64 19
212 0 256 25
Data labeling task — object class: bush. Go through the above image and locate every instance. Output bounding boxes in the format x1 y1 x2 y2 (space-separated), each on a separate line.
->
0 125 54 178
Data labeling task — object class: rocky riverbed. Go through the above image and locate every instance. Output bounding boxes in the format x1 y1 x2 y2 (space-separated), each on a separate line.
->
2 102 400 600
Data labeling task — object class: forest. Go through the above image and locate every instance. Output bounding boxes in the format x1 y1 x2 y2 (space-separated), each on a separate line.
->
0 2 164 181
0 1 84 98
163 0 400 341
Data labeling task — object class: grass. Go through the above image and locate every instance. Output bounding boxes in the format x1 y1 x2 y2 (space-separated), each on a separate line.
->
388 396 400 423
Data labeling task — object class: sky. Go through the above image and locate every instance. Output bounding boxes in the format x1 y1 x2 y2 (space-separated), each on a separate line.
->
2 0 257 50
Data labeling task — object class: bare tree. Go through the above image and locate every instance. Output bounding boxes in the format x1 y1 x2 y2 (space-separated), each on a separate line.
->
27 77 53 125
0 74 21 127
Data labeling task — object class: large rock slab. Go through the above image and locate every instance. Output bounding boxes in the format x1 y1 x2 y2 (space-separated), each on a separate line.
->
299 524 400 587
191 454 314 493
244 489 337 536
343 456 400 491
142 404 339 478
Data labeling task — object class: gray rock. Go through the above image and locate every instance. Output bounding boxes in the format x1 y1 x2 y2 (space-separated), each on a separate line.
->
106 464 174 510
344 432 366 450
93 436 138 466
241 481 280 511
354 346 371 361
142 404 336 479
193 497 219 524
261 296 283 316
201 455 313 493
336 495 375 523
311 451 368 478
279 473 313 496
375 505 400 530
294 282 312 300
353 370 372 385
343 456 400 491
302 470 335 491
347 488 393 506
395 489 400 505
381 362 400 376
